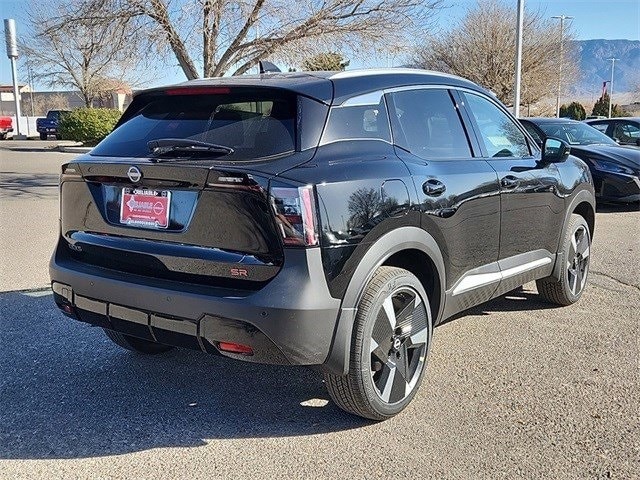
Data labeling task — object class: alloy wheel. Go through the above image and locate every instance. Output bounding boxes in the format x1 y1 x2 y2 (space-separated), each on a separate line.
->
567 224 590 296
369 287 429 405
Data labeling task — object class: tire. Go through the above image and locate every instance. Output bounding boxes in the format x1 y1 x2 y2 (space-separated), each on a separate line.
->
103 328 173 354
56 134 63 140
537 213 591 306
324 266 433 420
39 132 47 140
0 133 6 140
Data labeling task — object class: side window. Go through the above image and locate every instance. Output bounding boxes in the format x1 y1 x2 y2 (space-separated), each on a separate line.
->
589 122 609 134
320 94 391 145
386 89 472 159
521 122 543 146
462 93 530 158
618 122 640 143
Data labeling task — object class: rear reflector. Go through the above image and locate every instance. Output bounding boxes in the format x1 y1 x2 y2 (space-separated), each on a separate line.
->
165 87 231 96
218 341 254 355
270 185 319 247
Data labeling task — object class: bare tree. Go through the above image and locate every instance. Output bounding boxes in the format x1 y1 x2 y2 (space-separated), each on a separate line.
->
22 0 144 107
54 0 443 80
413 0 579 106
22 93 71 117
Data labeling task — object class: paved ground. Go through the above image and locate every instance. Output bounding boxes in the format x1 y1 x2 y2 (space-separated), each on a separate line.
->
0 142 638 479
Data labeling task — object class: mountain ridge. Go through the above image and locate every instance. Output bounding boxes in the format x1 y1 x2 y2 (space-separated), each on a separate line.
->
572 39 639 94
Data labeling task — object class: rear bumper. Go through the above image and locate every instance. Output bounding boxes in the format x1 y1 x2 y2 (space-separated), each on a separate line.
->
50 245 342 368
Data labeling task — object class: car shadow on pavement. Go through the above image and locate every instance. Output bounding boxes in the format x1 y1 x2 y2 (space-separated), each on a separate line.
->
0 291 368 460
442 285 557 325
0 173 60 199
596 202 640 213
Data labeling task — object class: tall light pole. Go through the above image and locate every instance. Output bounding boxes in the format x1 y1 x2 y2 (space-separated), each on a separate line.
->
513 0 525 117
607 58 618 118
4 18 25 138
552 14 573 118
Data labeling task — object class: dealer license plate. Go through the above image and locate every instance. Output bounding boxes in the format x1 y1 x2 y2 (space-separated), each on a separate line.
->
120 188 171 229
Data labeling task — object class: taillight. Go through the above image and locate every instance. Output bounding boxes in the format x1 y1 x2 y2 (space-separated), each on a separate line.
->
217 341 253 355
270 185 319 247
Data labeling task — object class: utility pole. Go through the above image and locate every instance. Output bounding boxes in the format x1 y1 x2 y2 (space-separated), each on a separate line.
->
607 58 618 118
28 64 35 116
552 14 573 118
513 0 524 117
4 18 26 139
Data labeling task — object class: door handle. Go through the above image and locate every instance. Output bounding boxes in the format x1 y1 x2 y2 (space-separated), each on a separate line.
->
422 179 446 196
500 175 519 189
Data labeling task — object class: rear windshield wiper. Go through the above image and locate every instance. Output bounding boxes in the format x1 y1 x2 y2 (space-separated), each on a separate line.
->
147 138 234 161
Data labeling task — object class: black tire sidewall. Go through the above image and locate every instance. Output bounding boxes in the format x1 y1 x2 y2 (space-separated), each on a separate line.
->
353 269 433 418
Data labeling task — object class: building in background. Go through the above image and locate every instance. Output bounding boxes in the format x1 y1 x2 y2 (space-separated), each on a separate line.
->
0 84 132 117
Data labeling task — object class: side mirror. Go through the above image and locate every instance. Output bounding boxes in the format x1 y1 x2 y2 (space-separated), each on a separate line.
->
542 137 570 163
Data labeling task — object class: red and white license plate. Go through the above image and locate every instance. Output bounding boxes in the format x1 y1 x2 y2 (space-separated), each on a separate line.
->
120 188 171 229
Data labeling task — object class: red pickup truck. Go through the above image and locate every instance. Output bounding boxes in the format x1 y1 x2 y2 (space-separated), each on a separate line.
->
0 116 13 140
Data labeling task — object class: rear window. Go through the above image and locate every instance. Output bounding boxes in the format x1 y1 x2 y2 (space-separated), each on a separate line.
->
91 89 297 159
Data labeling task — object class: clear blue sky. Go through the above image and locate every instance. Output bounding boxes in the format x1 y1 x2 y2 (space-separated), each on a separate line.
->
1 0 639 88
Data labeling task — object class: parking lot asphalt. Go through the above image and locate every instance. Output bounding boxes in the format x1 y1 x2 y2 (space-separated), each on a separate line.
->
0 141 638 479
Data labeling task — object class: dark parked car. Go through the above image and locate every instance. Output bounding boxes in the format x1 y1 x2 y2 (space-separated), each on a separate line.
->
521 117 640 204
50 69 595 420
36 110 70 140
585 117 640 147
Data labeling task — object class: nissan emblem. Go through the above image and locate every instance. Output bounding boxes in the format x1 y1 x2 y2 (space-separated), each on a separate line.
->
127 166 142 183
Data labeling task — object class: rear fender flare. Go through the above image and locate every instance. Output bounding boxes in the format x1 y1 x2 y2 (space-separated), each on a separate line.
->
323 226 445 375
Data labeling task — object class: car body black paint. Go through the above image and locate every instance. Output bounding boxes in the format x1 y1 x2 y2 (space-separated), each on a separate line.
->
521 117 640 203
50 70 595 375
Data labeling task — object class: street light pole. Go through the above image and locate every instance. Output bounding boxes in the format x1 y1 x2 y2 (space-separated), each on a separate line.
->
607 58 618 118
4 18 25 138
552 14 573 118
513 0 525 118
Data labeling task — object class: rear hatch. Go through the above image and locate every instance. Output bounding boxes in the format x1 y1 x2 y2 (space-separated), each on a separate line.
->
57 85 326 290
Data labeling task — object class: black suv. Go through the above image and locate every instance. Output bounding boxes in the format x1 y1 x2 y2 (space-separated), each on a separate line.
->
50 69 595 420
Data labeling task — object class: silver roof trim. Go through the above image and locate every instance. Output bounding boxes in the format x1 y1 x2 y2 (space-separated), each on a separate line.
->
329 68 461 81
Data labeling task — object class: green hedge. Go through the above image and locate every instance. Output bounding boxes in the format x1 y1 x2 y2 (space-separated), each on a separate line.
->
59 108 122 144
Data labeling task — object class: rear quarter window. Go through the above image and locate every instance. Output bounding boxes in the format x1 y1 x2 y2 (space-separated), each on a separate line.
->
320 94 391 145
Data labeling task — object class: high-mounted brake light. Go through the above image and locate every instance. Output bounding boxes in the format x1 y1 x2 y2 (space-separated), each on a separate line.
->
165 87 231 96
270 185 319 247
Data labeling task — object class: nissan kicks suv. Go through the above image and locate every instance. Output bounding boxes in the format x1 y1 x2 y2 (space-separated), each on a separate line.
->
50 69 595 420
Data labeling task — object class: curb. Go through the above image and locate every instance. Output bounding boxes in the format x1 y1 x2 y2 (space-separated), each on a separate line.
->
58 146 93 153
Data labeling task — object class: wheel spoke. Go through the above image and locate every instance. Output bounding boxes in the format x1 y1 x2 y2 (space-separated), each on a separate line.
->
379 363 397 402
406 345 425 389
370 338 391 366
372 307 394 350
382 296 397 329
395 343 410 382
577 237 589 257
388 360 410 403
576 265 584 292
409 326 428 346
395 296 416 328
569 233 578 259
568 268 577 294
